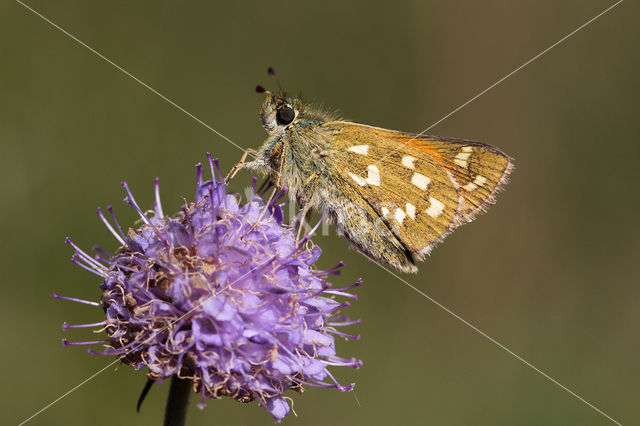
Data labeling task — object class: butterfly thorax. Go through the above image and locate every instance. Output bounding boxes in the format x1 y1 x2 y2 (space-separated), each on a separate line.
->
250 94 341 206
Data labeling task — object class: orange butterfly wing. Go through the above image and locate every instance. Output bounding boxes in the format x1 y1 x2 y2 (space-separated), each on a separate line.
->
326 123 513 259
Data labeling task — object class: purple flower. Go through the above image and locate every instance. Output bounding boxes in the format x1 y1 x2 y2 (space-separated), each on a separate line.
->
57 154 362 422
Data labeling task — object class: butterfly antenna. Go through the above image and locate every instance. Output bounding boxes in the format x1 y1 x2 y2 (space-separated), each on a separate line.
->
267 67 285 95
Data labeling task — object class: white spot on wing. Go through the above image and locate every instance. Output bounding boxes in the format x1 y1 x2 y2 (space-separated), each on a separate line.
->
462 175 488 192
411 173 430 190
348 171 367 187
394 208 406 224
406 203 416 219
365 165 381 186
474 175 487 186
425 198 445 217
454 159 468 168
454 149 471 168
462 182 478 191
348 145 369 155
401 156 415 169
456 152 471 161
381 207 390 218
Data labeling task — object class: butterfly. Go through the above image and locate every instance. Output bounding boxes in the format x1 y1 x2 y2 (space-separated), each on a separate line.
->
231 69 513 273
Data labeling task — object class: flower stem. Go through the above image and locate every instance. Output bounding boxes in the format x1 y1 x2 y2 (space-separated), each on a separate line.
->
164 376 192 426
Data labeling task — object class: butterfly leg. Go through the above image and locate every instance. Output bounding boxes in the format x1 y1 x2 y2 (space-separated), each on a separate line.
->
224 149 258 183
295 205 312 247
240 186 278 239
293 172 320 245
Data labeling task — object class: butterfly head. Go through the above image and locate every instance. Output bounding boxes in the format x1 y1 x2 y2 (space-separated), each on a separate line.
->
256 86 299 133
257 67 311 134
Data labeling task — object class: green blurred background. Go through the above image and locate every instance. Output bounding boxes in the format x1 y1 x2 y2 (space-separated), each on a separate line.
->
2 1 638 424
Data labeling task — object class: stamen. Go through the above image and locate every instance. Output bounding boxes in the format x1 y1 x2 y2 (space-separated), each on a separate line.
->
94 254 137 272
87 348 122 356
213 158 222 184
323 357 363 368
327 318 361 327
197 389 206 410
209 183 216 222
71 255 107 277
110 261 137 273
62 338 109 346
204 152 216 182
326 301 350 314
87 339 140 356
65 238 106 270
298 283 331 301
324 369 353 392
96 207 125 245
107 205 126 241
62 321 106 330
325 328 360 340
296 378 339 389
259 181 274 197
53 292 100 306
317 261 344 276
323 289 358 300
92 245 112 257
325 278 362 293
195 163 203 201
306 212 325 237
296 234 313 249
92 254 111 264
122 182 152 226
271 186 289 205
154 177 164 218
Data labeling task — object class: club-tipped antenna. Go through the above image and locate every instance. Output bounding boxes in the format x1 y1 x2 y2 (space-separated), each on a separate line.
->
267 67 284 95
255 85 270 94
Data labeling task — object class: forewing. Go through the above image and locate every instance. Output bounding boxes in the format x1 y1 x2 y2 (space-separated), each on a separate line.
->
322 122 512 257
415 135 514 222
323 122 465 257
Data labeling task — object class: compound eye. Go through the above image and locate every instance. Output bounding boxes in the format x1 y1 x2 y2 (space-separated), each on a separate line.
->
276 106 295 125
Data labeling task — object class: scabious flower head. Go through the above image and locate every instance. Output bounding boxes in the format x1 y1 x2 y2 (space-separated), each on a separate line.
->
57 154 362 422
